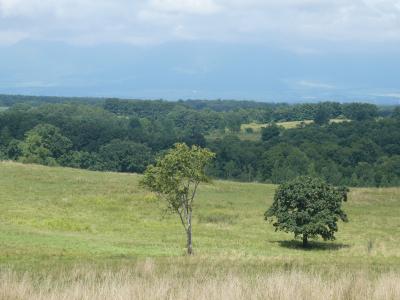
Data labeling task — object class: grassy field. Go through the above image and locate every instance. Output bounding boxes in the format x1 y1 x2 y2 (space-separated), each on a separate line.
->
244 118 349 131
1 161 399 298
207 119 350 141
239 121 315 140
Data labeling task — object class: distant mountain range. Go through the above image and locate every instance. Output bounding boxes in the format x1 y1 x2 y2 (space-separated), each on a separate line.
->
1 41 399 106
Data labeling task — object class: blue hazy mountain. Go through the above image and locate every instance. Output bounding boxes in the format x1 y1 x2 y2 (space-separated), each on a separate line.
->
0 40 399 104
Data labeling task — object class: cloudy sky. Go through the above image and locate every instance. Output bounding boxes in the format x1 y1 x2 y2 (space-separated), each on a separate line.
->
1 0 400 102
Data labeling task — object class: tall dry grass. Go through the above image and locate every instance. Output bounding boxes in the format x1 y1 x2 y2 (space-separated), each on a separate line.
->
1 262 399 300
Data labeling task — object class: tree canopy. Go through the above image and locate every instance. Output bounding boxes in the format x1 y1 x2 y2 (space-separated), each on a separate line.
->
265 176 349 247
261 123 280 141
19 124 72 166
0 95 399 187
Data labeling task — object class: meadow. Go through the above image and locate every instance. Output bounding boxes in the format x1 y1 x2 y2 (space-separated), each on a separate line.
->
1 161 400 299
239 118 350 140
207 119 350 141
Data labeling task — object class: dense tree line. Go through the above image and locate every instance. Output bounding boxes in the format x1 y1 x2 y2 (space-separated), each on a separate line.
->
0 94 103 107
0 95 399 187
0 94 384 122
213 118 400 186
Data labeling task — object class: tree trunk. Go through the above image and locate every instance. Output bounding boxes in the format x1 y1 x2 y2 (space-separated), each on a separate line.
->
187 225 193 255
186 205 193 255
302 235 308 247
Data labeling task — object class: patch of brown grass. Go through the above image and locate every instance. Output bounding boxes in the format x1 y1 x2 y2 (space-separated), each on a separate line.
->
1 265 399 300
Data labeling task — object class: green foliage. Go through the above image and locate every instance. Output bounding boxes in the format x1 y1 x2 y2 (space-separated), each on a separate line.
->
262 144 310 183
141 143 215 211
342 103 378 121
261 123 280 141
225 112 243 133
98 139 153 173
5 139 22 160
392 106 400 120
0 98 399 187
58 151 100 170
265 176 349 246
19 124 72 165
314 104 330 125
141 143 215 254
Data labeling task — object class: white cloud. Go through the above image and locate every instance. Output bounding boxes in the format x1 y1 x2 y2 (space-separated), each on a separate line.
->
0 0 400 46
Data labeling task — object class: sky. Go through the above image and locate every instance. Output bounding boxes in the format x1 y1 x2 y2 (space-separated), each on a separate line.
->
0 0 400 103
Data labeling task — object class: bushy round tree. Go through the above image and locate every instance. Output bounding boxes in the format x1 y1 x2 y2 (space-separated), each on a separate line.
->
265 176 348 247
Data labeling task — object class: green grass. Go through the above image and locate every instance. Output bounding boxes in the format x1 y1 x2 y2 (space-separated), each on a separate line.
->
1 161 399 273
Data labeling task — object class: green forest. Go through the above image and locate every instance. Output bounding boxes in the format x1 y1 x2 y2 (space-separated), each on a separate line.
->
0 94 399 187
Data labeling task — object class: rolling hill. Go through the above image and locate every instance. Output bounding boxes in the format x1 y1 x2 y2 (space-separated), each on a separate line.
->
1 161 399 271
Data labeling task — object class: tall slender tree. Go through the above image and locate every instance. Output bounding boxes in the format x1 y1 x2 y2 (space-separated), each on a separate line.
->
140 143 215 255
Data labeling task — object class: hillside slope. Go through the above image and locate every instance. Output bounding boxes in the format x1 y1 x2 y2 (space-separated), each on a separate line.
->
0 161 399 270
